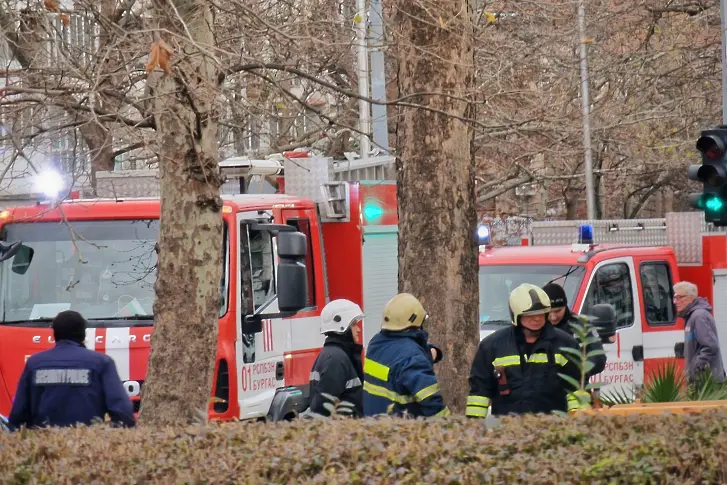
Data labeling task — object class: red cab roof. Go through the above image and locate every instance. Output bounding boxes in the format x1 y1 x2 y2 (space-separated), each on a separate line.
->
0 194 316 223
479 244 675 266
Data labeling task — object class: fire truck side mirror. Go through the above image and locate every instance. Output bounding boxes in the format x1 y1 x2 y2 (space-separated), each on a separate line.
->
3 242 33 275
277 231 307 259
0 240 21 263
590 303 617 343
276 231 308 312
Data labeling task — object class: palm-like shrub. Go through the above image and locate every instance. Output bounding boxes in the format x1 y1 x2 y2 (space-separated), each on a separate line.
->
599 361 727 406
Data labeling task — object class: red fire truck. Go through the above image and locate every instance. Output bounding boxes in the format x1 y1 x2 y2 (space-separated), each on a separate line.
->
0 154 400 422
477 213 727 398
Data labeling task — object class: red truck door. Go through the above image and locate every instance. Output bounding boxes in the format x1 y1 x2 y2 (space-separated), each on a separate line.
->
235 209 285 419
633 256 685 381
278 208 327 394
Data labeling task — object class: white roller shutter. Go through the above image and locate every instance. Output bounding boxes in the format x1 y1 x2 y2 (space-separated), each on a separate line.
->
712 269 727 367
361 225 398 347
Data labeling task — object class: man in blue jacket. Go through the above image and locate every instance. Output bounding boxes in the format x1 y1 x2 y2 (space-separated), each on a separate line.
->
9 310 135 429
363 293 450 418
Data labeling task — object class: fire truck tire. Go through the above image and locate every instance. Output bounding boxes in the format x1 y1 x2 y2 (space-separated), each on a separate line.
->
267 387 308 422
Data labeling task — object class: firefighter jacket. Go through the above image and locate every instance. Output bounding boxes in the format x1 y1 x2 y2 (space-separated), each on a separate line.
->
363 329 450 418
556 310 607 381
308 334 364 417
8 340 135 429
466 324 584 417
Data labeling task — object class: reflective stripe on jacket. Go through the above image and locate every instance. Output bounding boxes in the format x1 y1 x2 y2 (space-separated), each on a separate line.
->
467 324 583 417
363 329 450 418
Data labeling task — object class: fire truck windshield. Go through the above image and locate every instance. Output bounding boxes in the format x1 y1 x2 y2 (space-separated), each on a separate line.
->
479 264 586 326
0 219 159 325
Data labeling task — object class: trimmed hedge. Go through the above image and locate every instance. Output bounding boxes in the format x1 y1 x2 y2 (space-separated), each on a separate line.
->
2 411 727 484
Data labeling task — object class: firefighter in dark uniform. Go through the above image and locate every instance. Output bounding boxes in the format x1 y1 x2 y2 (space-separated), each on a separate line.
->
307 299 365 417
542 282 607 381
363 293 450 418
466 283 589 418
8 310 135 429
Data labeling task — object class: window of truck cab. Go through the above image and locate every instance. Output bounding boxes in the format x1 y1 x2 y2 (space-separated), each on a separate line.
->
239 223 277 314
285 218 316 310
581 262 635 329
238 218 315 314
639 261 676 326
0 219 158 323
0 219 231 324
479 264 586 326
219 222 230 317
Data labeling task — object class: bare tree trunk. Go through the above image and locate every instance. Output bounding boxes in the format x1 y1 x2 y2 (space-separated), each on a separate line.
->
0 4 119 192
138 0 224 426
83 0 127 188
393 0 478 414
565 189 577 219
664 189 674 213
628 184 663 219
81 125 115 192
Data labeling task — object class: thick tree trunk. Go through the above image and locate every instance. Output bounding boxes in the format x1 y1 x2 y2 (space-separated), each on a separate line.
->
393 0 478 414
138 0 224 426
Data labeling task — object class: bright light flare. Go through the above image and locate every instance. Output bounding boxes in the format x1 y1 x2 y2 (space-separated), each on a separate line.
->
34 171 64 198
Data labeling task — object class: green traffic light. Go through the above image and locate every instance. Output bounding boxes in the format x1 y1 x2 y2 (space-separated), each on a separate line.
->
363 203 384 220
705 196 725 212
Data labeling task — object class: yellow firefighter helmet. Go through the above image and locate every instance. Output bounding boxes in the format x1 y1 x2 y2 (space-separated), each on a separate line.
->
509 283 551 325
381 293 428 331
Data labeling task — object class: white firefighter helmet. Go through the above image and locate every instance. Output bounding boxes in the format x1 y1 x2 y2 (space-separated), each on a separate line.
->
320 299 364 335
509 283 551 325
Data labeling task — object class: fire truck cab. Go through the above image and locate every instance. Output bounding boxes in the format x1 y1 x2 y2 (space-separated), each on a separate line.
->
0 154 400 423
478 212 727 398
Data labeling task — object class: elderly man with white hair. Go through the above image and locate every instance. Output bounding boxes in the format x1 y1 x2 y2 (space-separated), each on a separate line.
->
673 281 725 383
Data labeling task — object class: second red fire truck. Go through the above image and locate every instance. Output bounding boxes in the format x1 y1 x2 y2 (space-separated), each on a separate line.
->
477 213 727 398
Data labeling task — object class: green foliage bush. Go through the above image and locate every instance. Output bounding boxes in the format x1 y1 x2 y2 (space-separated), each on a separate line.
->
3 410 727 484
